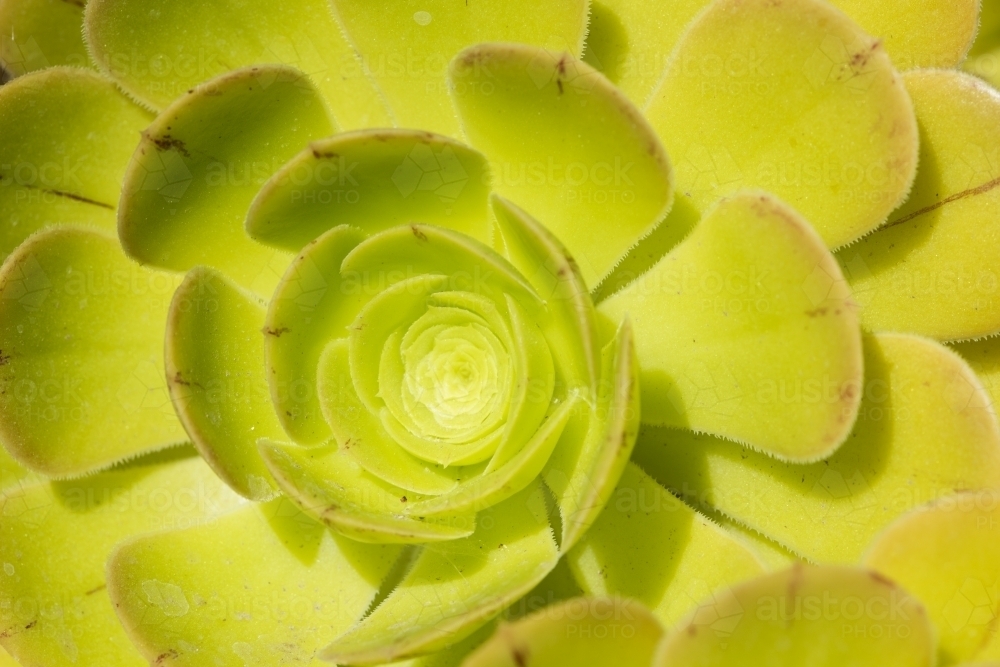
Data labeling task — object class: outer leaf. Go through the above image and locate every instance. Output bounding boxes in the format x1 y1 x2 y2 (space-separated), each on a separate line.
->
247 129 493 251
831 0 979 69
260 440 476 544
634 332 1000 563
567 463 764 627
0 0 91 76
654 565 936 667
0 227 186 477
331 0 590 136
84 0 388 127
599 191 863 462
463 597 665 667
165 266 285 500
118 65 333 296
451 45 673 287
966 0 1000 89
953 336 1000 412
582 0 978 107
0 67 151 259
108 499 401 667
0 452 244 667
864 492 1000 665
581 0 711 107
645 0 918 249
322 482 559 665
837 70 1000 341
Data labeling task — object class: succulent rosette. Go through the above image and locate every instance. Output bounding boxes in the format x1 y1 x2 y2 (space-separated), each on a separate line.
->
1 0 1000 666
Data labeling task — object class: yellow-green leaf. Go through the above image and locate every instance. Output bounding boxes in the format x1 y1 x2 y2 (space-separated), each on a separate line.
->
864 491 1000 665
247 129 493 252
654 565 936 667
332 0 590 137
84 0 389 126
464 597 665 667
0 452 243 667
634 332 1000 563
599 191 863 462
322 482 558 665
165 267 285 500
0 0 91 76
0 67 151 259
645 0 918 249
837 69 1000 341
108 498 400 667
451 45 673 287
0 227 186 477
567 463 764 627
118 65 333 296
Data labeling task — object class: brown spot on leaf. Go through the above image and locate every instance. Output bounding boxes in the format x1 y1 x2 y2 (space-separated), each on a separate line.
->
512 646 529 667
85 583 107 596
869 571 896 588
151 134 190 157
154 649 179 665
884 175 1000 230
411 225 428 241
262 326 290 337
805 307 828 317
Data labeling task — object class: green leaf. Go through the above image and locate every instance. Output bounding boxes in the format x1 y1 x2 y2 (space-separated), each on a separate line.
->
952 336 1000 411
654 565 936 667
837 70 1000 341
0 0 92 76
829 0 979 70
321 482 558 665
165 266 286 500
331 0 590 136
599 191 863 462
863 492 1000 665
581 0 711 107
0 67 151 259
265 224 367 444
260 440 476 544
633 332 1000 563
645 0 919 249
545 318 641 550
247 129 493 251
464 597 665 667
84 0 389 127
108 498 401 667
567 463 764 627
118 65 334 296
451 45 673 287
0 227 187 477
0 452 244 667
491 195 600 394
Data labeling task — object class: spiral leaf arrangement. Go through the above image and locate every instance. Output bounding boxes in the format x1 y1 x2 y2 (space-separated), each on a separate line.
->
0 0 999 666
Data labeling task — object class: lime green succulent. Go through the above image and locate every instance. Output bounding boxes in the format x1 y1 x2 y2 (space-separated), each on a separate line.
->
1 0 1000 666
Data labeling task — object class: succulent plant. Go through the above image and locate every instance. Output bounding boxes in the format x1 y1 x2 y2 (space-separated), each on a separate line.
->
0 0 999 666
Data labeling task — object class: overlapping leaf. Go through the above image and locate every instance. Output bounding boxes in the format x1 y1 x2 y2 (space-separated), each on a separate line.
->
0 67 151 258
645 0 918 250
0 452 243 666
635 333 1000 563
600 191 863 461
864 492 1000 665
655 565 936 667
84 0 388 127
118 65 333 296
838 70 1000 341
332 0 590 136
567 463 764 627
0 227 187 476
108 498 399 667
0 0 92 76
451 45 673 287
464 597 664 667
